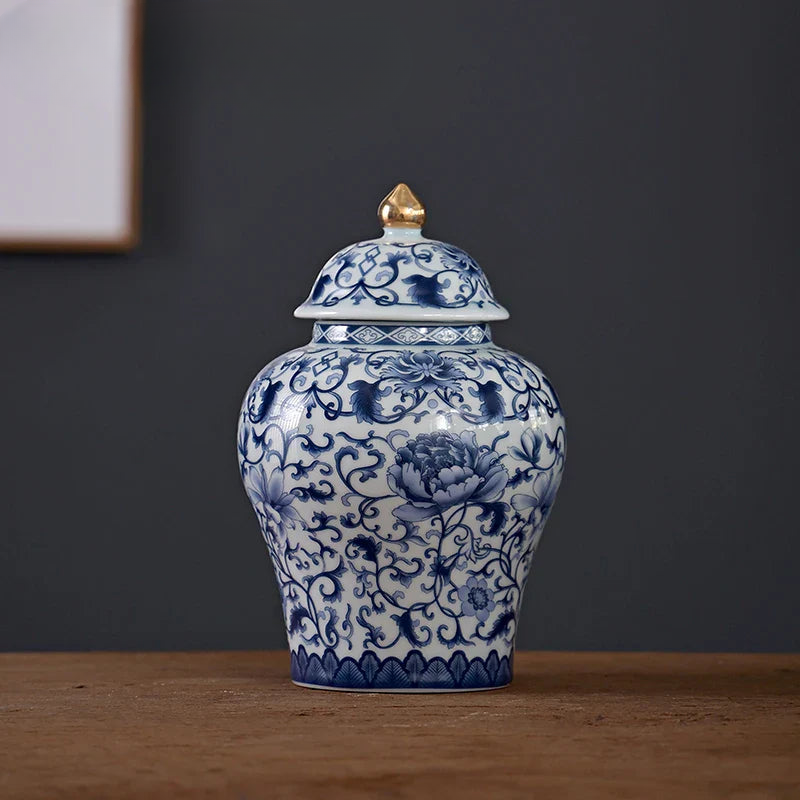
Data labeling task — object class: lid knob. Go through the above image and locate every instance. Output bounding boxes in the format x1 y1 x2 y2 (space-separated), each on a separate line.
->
378 183 426 229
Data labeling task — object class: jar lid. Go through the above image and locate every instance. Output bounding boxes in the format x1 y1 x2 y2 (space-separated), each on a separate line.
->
294 184 510 322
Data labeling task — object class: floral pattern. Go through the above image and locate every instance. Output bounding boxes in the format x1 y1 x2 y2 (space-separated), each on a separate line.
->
388 431 507 521
241 343 561 427
296 239 508 317
244 464 303 543
238 330 566 690
458 577 496 622
380 351 465 392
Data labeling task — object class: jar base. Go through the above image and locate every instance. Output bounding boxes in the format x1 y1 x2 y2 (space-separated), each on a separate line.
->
292 680 510 694
290 646 513 692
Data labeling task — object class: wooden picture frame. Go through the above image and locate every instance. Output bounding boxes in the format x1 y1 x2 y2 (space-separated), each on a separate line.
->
0 0 143 252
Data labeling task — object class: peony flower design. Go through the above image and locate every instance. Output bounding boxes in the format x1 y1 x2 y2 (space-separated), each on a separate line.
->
387 431 508 522
458 576 496 622
381 350 465 392
245 465 303 541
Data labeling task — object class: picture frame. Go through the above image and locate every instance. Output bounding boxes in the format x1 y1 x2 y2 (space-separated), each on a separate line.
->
0 0 143 252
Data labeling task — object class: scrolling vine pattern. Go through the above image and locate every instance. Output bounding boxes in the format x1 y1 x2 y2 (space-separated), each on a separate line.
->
238 345 565 656
306 239 503 311
244 345 561 427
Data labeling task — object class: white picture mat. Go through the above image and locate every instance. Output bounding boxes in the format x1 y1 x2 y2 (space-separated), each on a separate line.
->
0 0 139 247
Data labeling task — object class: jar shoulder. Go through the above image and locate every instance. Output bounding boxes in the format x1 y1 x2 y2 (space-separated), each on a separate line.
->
239 341 565 436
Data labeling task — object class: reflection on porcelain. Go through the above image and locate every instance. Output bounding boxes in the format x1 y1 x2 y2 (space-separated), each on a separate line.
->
238 185 566 692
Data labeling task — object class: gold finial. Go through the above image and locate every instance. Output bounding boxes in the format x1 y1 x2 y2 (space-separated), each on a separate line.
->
378 183 426 229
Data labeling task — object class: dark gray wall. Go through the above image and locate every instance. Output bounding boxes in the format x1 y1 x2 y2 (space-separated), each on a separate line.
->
1 1 798 652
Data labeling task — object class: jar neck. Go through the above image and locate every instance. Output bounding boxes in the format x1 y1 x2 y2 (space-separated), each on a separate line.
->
311 321 493 346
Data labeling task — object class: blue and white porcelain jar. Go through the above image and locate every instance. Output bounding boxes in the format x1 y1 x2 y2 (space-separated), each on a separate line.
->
238 184 566 691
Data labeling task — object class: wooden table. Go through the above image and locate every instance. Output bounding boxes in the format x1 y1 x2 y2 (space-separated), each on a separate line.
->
1 651 798 799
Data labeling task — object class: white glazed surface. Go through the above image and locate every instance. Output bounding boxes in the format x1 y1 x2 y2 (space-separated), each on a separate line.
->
238 324 565 691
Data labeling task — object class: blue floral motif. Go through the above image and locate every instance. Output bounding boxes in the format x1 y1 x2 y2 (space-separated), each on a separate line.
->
242 342 561 427
510 427 544 466
387 431 508 521
435 241 485 281
512 470 560 524
380 351 465 392
458 576 497 622
244 464 303 542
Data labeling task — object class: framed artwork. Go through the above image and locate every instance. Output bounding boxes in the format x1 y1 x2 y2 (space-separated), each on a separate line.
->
0 0 143 251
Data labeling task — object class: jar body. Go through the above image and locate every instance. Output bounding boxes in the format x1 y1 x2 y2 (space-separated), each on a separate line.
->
238 323 566 691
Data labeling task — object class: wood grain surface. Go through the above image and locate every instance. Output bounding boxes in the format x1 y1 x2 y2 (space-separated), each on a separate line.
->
1 651 798 799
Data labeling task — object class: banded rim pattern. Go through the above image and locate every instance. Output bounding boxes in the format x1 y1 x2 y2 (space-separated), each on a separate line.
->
312 322 492 346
